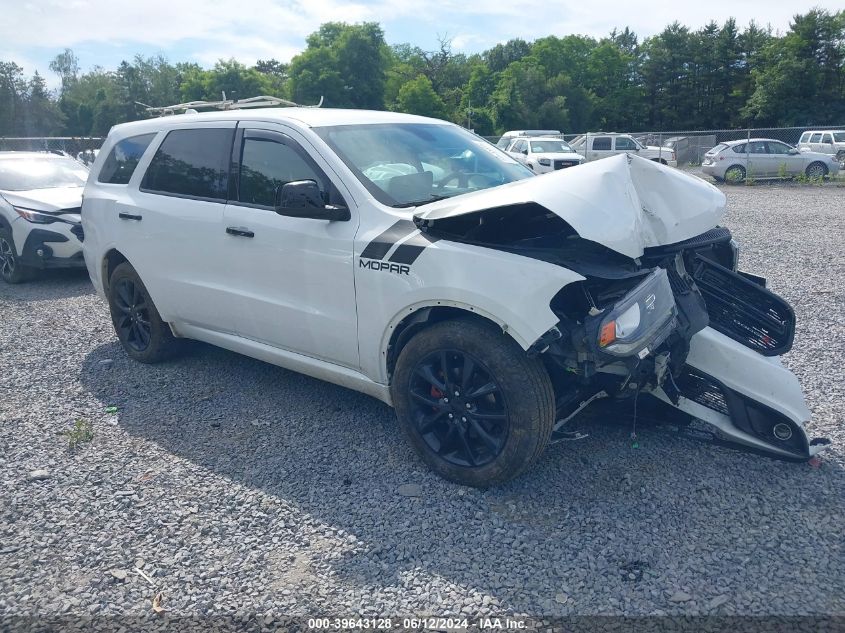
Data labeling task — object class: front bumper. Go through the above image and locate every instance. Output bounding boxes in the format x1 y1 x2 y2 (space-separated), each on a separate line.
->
13 221 85 269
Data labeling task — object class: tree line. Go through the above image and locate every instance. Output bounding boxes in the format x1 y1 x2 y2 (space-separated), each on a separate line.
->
1 8 843 139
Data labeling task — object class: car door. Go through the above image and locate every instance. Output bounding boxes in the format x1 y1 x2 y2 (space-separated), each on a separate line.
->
221 125 360 369
744 141 772 177
808 133 823 153
128 123 239 332
819 133 835 156
765 141 803 176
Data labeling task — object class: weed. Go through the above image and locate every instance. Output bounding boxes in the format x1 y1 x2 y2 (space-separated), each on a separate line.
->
63 418 94 449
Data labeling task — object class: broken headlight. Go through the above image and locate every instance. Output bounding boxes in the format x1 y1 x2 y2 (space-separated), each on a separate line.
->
594 268 677 357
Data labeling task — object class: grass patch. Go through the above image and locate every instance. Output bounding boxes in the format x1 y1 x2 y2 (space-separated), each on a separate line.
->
63 418 94 449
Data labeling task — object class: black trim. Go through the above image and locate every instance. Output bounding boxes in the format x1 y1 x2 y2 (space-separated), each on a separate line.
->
388 231 440 264
360 220 417 260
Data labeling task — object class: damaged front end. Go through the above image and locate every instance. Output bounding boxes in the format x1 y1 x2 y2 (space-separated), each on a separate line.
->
414 156 829 461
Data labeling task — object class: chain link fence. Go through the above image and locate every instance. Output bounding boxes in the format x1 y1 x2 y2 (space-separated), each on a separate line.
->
0 137 104 165
484 125 845 167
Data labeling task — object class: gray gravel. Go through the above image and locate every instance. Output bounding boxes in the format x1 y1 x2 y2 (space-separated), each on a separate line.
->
0 185 843 624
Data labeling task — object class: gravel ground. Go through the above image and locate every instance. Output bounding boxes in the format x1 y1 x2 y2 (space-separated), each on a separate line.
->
0 185 843 627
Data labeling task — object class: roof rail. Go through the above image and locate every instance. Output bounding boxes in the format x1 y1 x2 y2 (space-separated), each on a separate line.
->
139 94 323 116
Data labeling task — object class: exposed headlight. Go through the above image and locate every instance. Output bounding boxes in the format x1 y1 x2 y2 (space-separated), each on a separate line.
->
594 269 677 357
14 207 58 224
538 158 551 166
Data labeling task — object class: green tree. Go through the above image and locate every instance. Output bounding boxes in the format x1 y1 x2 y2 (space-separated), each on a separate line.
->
396 75 447 118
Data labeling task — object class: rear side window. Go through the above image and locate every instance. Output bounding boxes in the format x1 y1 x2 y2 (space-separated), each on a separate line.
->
821 133 833 144
592 137 611 150
98 133 156 184
141 128 233 201
809 133 822 143
732 144 747 153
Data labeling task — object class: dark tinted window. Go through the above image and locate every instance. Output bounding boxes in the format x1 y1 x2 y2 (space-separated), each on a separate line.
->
238 134 325 207
592 137 611 150
98 133 156 184
141 128 233 200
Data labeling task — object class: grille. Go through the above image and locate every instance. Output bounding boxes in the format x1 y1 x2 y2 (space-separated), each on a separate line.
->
644 226 732 256
674 367 729 415
690 255 794 356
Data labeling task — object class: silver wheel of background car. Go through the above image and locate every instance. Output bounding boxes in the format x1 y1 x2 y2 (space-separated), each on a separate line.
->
805 162 828 179
724 165 746 184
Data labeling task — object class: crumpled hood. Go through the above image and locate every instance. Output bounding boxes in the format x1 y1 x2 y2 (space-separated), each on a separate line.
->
415 154 726 259
0 186 83 213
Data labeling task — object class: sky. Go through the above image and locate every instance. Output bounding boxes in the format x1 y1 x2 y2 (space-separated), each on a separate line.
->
1 0 839 90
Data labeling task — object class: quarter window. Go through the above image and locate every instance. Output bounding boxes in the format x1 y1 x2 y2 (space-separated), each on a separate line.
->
141 128 234 201
237 133 326 207
98 133 156 184
799 132 811 143
592 137 611 151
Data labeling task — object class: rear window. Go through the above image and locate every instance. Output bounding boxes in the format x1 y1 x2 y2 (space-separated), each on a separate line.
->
98 133 156 184
141 128 234 201
0 156 87 191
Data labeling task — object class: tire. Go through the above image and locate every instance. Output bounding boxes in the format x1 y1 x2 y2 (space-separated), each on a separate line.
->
836 151 845 165
107 262 181 363
391 318 555 487
724 165 746 184
0 228 36 284
805 162 828 179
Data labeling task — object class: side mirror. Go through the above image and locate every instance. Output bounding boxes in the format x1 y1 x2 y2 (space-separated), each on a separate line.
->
274 180 350 222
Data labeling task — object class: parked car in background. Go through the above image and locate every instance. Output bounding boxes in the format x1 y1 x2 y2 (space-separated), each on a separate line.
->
0 152 87 283
797 130 845 164
505 136 585 173
496 129 561 149
82 108 825 486
569 133 676 167
702 139 840 183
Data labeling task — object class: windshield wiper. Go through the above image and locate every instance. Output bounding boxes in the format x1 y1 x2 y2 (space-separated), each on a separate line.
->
393 194 454 208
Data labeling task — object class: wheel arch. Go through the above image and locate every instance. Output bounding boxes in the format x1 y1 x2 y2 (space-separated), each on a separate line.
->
101 248 132 296
383 301 522 385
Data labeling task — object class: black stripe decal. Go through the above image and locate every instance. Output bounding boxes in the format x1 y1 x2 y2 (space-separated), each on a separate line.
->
388 231 440 265
359 220 417 261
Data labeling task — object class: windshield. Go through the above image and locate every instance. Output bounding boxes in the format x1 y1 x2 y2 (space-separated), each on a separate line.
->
315 123 533 207
530 140 573 153
0 156 88 191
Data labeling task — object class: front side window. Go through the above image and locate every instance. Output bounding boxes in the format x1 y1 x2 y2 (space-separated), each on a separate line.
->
614 137 637 151
98 133 156 184
766 141 792 155
141 128 233 201
834 132 845 143
237 133 326 207
315 123 532 207
821 134 833 144
0 156 87 191
592 137 611 151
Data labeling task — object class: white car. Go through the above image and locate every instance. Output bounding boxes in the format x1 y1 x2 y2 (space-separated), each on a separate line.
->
82 109 827 487
570 133 677 167
505 137 585 173
0 152 87 283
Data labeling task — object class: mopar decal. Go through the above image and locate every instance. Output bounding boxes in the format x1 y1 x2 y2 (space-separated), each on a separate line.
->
359 220 440 272
359 259 410 275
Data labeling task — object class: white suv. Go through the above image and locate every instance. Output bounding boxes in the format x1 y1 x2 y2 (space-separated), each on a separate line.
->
797 130 845 164
82 108 826 486
569 133 677 167
0 152 87 283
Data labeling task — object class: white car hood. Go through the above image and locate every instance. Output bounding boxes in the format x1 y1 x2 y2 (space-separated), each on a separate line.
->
0 186 84 212
415 154 726 259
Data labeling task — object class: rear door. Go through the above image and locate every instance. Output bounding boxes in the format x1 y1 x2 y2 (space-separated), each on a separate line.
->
130 123 238 331
744 141 772 177
220 125 360 368
588 136 613 161
819 133 835 156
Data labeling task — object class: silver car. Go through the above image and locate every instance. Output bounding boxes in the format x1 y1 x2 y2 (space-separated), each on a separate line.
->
701 138 840 183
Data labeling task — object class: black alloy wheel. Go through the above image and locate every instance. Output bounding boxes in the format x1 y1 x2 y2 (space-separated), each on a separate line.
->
408 349 508 467
112 277 152 352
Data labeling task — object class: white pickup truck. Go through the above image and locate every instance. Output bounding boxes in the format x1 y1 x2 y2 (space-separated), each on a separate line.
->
570 133 677 167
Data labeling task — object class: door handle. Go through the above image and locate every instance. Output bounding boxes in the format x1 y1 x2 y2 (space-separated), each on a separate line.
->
118 212 143 221
226 226 254 238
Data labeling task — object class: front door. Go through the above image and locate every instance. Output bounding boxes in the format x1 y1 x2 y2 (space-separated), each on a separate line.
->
221 125 360 369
